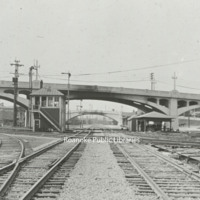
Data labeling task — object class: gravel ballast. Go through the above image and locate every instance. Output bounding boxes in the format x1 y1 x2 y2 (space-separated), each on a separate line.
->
58 142 136 200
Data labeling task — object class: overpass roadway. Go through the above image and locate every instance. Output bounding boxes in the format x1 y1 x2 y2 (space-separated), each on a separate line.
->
0 80 200 130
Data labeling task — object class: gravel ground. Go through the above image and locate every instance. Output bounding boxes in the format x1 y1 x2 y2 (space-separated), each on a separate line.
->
58 142 137 200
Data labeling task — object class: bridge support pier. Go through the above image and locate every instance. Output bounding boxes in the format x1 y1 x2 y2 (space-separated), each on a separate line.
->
60 97 66 132
169 98 179 130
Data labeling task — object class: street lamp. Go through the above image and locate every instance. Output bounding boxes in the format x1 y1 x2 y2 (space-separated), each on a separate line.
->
61 72 71 131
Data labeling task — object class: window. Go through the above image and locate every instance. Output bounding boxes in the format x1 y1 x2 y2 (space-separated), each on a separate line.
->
54 96 59 107
41 96 47 107
48 96 53 107
35 96 40 106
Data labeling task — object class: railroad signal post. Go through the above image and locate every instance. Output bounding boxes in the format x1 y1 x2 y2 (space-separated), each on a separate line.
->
150 72 156 90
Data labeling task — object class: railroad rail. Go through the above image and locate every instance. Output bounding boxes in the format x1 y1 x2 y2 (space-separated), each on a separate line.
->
152 144 200 167
140 138 200 147
111 142 200 199
21 140 88 200
0 134 25 190
0 130 91 199
0 133 24 168
124 131 200 147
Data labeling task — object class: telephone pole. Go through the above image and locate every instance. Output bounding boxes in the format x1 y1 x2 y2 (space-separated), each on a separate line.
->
10 60 23 126
172 72 177 91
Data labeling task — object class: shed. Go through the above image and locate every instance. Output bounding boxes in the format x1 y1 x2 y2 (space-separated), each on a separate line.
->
128 111 174 132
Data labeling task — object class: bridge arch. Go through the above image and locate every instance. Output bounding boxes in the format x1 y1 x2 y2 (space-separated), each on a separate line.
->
159 99 169 108
70 93 169 115
178 100 187 108
189 101 198 106
0 93 29 109
147 98 157 103
4 89 30 98
68 112 119 125
178 104 200 116
4 89 14 94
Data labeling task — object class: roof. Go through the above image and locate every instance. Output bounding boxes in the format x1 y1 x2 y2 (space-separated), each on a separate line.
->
122 111 136 118
30 87 64 96
128 111 174 121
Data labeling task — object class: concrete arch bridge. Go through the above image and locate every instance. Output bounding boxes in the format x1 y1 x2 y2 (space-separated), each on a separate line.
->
1 80 200 130
68 110 123 125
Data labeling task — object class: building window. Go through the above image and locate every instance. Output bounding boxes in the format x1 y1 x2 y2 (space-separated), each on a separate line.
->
54 96 59 107
41 96 47 107
48 96 53 107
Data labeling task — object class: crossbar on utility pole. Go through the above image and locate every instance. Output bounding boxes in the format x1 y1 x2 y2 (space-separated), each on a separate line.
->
61 72 71 131
10 60 23 127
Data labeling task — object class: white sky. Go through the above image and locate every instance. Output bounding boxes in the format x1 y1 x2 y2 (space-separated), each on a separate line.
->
1 0 200 111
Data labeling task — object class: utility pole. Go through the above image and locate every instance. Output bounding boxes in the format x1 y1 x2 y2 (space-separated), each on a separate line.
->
150 72 156 90
29 65 37 129
10 60 23 126
61 72 71 131
29 66 34 91
172 72 177 91
33 60 40 81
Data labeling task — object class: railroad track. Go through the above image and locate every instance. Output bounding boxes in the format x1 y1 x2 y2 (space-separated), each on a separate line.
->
124 132 200 147
111 142 200 200
152 145 200 168
140 138 200 147
21 141 87 200
0 133 24 168
0 134 25 190
0 130 90 200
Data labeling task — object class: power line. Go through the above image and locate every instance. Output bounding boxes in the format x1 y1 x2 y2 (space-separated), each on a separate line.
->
39 75 149 83
70 79 149 83
157 80 200 91
37 58 200 78
177 85 200 91
179 77 200 84
73 58 200 76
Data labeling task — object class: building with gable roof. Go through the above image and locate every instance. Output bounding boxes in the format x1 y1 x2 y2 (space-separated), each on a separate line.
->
128 111 174 132
30 86 66 132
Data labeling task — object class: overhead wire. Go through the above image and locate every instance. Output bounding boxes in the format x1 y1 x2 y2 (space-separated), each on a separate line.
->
176 85 200 91
72 58 200 76
2 58 200 90
70 79 149 83
40 74 149 83
157 80 200 91
41 73 200 90
37 58 200 77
